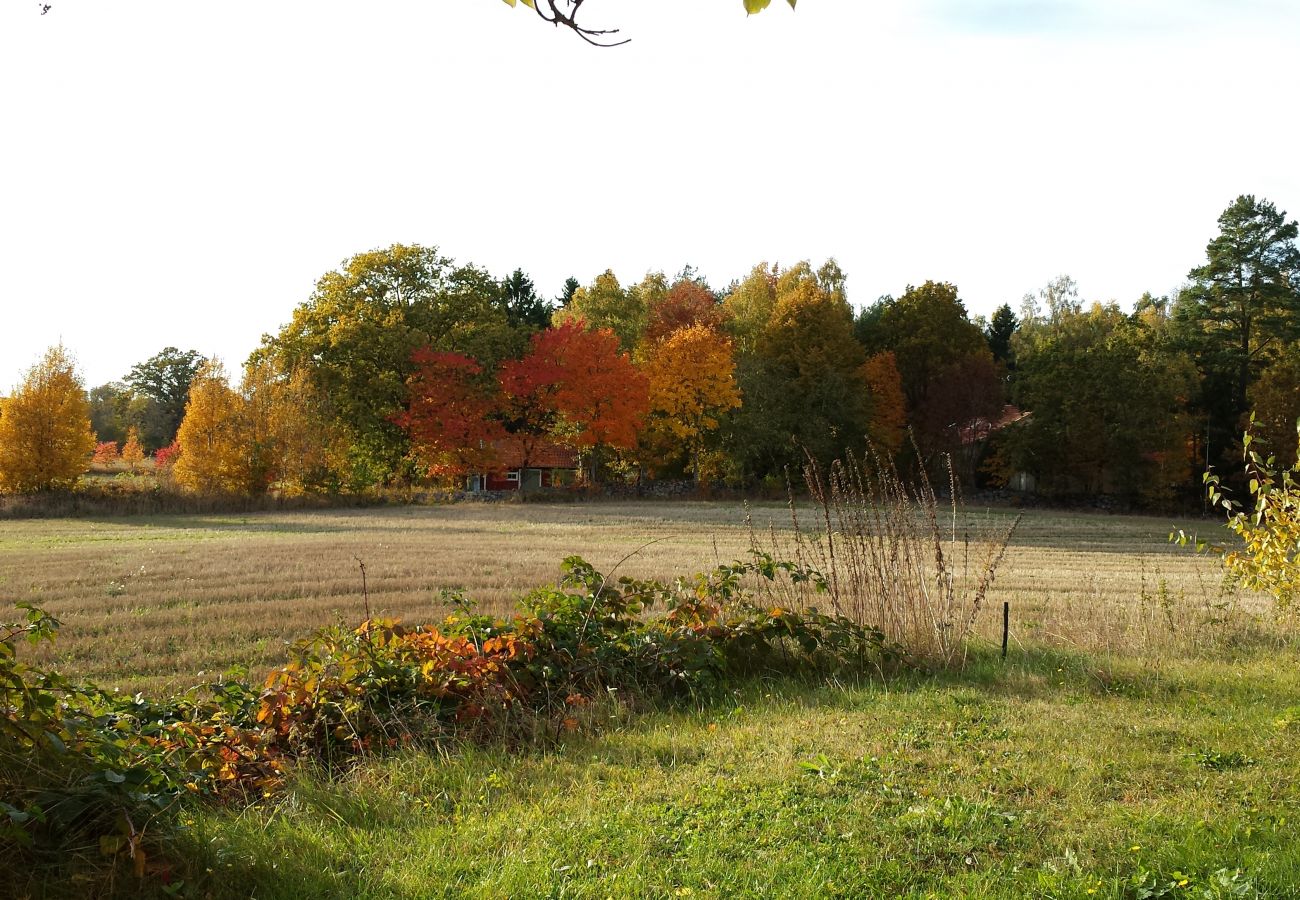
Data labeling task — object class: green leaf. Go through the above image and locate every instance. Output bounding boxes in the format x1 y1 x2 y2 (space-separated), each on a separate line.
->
744 0 773 12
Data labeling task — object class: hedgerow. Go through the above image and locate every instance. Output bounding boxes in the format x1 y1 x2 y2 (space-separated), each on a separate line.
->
2 553 899 877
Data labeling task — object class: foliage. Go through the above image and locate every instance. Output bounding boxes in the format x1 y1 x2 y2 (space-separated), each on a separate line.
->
985 303 1018 364
642 324 741 480
1006 302 1195 502
503 321 649 477
644 279 725 346
722 262 779 356
498 268 553 333
864 281 995 460
1248 346 1300 468
733 268 870 476
152 441 180 473
1181 195 1300 421
262 244 517 481
124 347 206 450
0 548 895 863
861 351 907 455
553 269 646 351
171 361 247 495
0 345 97 494
173 357 344 497
1179 417 1300 610
91 441 119 466
397 350 504 480
121 427 145 473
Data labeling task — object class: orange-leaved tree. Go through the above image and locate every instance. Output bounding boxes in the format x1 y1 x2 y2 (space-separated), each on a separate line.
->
121 427 145 473
501 320 648 482
643 324 741 481
861 351 907 456
397 350 505 482
0 345 96 493
92 440 120 467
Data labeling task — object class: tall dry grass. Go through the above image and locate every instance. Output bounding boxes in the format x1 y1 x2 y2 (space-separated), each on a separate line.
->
750 451 1019 667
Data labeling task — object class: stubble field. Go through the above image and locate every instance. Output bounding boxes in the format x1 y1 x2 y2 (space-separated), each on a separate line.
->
0 500 1263 694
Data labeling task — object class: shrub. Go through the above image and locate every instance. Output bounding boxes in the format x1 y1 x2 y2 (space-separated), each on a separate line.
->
1 552 898 862
1177 416 1300 611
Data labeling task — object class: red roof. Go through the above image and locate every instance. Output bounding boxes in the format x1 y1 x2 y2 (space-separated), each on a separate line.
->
959 405 1032 445
487 436 579 470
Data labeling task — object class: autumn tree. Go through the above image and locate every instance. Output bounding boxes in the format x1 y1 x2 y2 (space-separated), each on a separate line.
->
501 321 648 482
172 361 247 495
92 441 120 467
861 351 907 455
643 324 741 481
262 244 517 482
722 263 779 356
866 281 1001 463
644 279 725 346
397 350 504 482
121 427 145 473
0 345 97 493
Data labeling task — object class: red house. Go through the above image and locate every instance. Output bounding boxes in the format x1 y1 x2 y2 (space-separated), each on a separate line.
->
466 436 580 492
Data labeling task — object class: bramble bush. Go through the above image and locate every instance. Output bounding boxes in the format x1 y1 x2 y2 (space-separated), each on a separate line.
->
2 552 899 871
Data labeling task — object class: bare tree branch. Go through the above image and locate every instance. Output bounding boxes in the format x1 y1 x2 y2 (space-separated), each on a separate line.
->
528 0 630 47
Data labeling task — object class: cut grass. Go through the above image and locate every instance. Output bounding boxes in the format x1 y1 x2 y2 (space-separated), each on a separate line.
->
134 647 1300 899
0 503 1270 694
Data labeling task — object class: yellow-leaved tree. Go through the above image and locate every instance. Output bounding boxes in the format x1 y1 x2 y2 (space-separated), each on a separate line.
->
642 324 741 482
0 345 96 493
174 359 338 496
172 361 248 494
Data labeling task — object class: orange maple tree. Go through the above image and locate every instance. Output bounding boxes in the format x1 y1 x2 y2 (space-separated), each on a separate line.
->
500 321 648 480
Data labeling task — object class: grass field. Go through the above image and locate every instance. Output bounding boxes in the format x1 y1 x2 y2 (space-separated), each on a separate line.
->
5 500 1298 898
0 502 1266 693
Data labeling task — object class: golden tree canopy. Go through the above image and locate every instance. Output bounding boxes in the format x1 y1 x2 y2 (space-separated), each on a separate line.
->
0 345 96 493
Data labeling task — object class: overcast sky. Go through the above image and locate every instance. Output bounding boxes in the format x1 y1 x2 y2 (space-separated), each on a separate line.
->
2 0 1298 389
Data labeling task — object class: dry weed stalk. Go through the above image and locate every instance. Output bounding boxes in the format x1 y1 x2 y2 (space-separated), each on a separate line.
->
756 449 1020 667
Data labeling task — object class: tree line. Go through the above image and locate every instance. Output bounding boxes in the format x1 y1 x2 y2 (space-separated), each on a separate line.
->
1 194 1297 507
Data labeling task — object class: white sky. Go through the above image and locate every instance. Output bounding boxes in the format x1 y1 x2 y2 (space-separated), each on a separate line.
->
2 0 1298 389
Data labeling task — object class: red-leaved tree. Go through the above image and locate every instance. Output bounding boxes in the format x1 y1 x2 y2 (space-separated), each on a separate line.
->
500 321 649 481
397 350 504 481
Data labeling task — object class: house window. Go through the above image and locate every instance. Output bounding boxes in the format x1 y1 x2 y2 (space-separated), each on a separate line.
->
506 471 520 482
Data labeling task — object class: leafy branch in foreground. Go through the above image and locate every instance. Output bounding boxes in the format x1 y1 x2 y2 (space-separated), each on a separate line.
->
1175 416 1300 611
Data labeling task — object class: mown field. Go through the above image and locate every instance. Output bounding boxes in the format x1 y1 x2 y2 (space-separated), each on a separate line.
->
0 502 1261 694
5 501 1299 898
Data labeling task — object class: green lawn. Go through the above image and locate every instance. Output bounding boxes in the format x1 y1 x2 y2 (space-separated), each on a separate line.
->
146 646 1300 899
